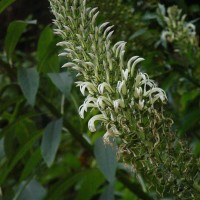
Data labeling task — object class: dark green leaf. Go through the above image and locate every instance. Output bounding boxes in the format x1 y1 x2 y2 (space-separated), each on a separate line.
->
0 138 5 160
13 179 46 200
45 171 85 200
0 131 42 184
130 28 147 40
76 168 105 200
180 110 200 135
41 118 63 167
94 137 117 183
0 0 15 14
192 141 200 156
181 90 200 110
99 183 115 200
18 68 39 106
20 149 42 182
5 20 36 64
37 26 59 73
48 72 73 98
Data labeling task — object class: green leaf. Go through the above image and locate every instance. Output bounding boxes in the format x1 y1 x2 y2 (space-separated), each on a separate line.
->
181 90 200 111
0 138 5 160
99 183 114 200
0 0 15 14
130 28 147 40
94 137 117 183
41 118 63 167
45 171 85 200
192 141 200 156
158 3 166 16
13 179 46 200
37 26 59 73
17 68 39 106
20 149 42 182
76 168 105 200
180 110 200 135
48 72 73 98
5 20 36 64
0 131 42 184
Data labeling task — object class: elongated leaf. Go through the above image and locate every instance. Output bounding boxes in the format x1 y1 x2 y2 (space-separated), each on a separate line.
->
99 183 115 200
5 20 36 64
130 28 147 40
0 138 5 160
0 131 42 184
41 118 63 167
0 0 15 14
76 168 105 200
20 149 42 182
37 26 54 60
13 179 46 200
18 68 39 106
45 171 85 199
37 26 59 73
48 72 73 98
94 137 117 183
180 110 200 135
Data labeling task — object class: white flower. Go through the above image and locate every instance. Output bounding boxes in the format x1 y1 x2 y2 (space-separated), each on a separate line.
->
97 96 112 109
127 56 139 72
88 114 108 132
138 99 145 110
134 87 142 98
76 81 97 96
98 82 114 94
161 31 174 42
122 69 129 81
148 88 167 103
113 99 125 112
135 73 145 87
78 96 97 118
117 81 127 95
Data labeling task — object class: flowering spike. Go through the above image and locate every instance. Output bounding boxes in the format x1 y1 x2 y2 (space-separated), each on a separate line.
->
50 1 200 198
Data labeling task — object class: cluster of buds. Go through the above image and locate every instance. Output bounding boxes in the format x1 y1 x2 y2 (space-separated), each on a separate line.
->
157 5 198 48
50 0 200 199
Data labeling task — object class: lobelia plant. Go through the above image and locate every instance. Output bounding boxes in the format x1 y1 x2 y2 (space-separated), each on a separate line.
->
157 4 198 49
49 0 200 199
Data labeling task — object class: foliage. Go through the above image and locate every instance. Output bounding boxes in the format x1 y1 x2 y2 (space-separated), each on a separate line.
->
0 0 200 200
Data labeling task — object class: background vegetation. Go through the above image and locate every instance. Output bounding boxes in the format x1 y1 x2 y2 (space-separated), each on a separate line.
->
0 0 199 199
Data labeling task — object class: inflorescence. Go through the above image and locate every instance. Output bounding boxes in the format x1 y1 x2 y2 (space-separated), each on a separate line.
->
49 0 200 199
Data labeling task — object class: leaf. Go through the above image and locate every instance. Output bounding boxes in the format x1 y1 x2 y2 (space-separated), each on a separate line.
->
37 26 59 73
17 67 39 106
76 168 105 200
158 3 166 16
0 0 15 14
48 72 73 98
130 28 147 40
4 20 36 64
0 131 42 184
99 183 115 200
192 141 200 156
180 110 200 135
0 138 5 160
13 179 46 200
41 118 63 167
20 149 42 182
45 171 85 200
180 90 200 111
142 12 157 20
94 137 117 183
